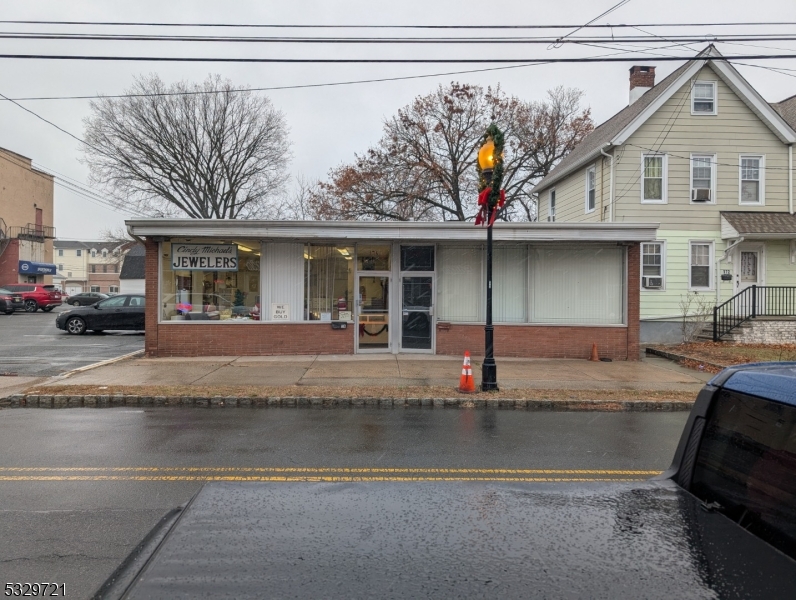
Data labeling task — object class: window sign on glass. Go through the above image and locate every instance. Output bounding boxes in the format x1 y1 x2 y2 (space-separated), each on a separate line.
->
741 157 762 204
693 82 715 113
400 246 434 271
642 156 664 201
357 245 390 271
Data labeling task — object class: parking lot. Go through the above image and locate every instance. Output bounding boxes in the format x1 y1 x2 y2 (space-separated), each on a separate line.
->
0 305 143 377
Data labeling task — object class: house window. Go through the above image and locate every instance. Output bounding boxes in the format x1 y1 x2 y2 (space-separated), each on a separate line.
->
90 264 96 273
103 264 108 273
692 81 716 115
739 155 764 205
548 189 556 222
90 286 100 293
58 249 63 257
91 249 96 258
641 155 666 203
67 272 72 277
76 249 82 257
691 154 715 203
112 264 118 273
690 242 713 289
58 263 64 271
641 242 665 289
109 286 119 293
102 249 108 258
585 166 596 213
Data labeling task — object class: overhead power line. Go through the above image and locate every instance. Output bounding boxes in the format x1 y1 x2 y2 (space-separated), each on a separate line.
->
3 32 796 44
2 20 795 29
0 52 794 63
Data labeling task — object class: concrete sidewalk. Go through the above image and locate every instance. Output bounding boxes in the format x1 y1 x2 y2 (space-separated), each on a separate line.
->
38 354 710 393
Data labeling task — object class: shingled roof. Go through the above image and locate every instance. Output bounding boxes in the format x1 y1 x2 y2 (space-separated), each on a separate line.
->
772 93 796 130
721 212 796 237
119 244 145 280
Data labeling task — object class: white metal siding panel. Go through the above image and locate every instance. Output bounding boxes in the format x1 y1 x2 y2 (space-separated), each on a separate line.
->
119 279 145 294
262 242 304 321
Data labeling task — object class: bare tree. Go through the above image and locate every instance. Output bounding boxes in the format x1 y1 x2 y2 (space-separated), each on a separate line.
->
308 84 592 221
83 74 291 219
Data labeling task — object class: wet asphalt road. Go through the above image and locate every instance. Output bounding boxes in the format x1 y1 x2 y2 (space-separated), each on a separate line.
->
0 408 689 598
0 306 143 377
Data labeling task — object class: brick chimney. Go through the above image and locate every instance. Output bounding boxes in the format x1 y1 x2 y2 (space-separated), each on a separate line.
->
629 66 655 105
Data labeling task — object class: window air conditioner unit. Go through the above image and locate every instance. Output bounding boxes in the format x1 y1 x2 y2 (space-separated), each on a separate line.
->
642 276 663 289
692 188 711 202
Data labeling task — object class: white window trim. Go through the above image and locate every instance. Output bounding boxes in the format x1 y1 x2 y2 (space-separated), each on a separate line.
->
688 240 715 291
548 188 556 222
585 165 596 214
640 153 668 204
640 240 666 291
90 285 100 293
690 153 717 205
738 154 765 206
691 80 717 116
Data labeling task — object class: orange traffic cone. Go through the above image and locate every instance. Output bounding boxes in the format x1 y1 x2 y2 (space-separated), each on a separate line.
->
458 351 476 393
589 343 600 362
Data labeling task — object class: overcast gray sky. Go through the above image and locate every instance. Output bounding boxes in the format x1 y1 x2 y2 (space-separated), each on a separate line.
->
1 0 795 239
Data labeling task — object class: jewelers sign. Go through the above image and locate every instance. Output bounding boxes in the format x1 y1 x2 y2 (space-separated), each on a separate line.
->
171 244 238 271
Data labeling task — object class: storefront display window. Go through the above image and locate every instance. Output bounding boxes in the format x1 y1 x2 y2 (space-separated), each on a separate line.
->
357 245 390 271
304 245 355 321
160 240 261 322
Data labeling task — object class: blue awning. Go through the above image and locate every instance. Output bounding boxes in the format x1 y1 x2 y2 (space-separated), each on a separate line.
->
18 260 57 275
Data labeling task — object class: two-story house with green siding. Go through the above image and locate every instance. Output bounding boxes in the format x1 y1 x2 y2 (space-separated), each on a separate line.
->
533 46 796 344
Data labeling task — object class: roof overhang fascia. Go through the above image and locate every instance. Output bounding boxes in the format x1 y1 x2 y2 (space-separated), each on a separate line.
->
722 232 796 240
126 219 659 243
531 144 611 194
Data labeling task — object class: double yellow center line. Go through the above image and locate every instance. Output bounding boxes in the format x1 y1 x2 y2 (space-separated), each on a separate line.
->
0 467 660 482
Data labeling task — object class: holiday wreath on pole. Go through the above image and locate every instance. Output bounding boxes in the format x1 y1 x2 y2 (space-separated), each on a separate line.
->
474 123 505 227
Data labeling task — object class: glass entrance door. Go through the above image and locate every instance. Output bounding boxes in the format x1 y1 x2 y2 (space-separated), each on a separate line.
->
357 275 390 351
401 276 433 351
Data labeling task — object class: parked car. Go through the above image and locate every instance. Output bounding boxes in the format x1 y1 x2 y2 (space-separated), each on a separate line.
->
66 291 109 306
55 294 145 334
94 363 796 598
2 283 62 312
0 287 24 315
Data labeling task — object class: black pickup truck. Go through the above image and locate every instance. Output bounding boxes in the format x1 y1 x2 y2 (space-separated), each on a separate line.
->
95 363 796 599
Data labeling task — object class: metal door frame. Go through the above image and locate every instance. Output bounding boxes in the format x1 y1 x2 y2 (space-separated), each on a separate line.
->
355 272 392 353
398 272 435 354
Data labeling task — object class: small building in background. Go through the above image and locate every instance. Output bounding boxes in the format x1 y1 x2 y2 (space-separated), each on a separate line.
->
54 240 89 296
86 241 132 294
0 147 56 285
119 244 145 294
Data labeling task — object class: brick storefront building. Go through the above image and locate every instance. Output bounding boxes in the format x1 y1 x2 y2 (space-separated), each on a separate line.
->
127 220 656 360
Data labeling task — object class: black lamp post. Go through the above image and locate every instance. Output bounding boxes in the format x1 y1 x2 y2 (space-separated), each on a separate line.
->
477 129 502 391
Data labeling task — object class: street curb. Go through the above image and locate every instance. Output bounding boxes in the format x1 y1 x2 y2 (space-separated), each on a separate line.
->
645 347 725 372
1 393 695 411
56 349 146 379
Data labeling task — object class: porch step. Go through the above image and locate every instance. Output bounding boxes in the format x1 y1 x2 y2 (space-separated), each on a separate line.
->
697 321 750 342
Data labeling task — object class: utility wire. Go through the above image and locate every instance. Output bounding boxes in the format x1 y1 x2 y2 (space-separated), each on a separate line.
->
4 32 796 44
2 20 795 29
0 52 794 63
549 0 632 48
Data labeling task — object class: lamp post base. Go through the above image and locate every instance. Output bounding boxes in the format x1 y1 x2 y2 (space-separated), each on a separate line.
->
481 359 498 392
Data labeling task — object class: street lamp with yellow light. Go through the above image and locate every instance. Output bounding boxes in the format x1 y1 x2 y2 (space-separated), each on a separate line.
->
475 126 505 391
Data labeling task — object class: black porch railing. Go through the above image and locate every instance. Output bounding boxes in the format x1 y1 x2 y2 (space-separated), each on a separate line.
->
713 285 796 341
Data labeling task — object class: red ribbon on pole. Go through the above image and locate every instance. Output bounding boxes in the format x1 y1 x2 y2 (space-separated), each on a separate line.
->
474 187 505 227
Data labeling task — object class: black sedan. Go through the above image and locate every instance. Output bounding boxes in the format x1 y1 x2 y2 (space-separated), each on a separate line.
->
0 287 24 315
55 294 145 334
66 291 109 306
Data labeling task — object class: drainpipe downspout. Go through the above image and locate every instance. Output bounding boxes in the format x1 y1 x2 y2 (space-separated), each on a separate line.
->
789 144 793 215
600 146 614 222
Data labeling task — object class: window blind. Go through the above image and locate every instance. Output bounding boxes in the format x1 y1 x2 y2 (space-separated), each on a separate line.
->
437 246 482 322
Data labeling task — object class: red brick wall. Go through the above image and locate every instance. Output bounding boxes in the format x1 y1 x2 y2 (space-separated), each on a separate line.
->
436 324 631 360
154 323 354 357
626 243 640 360
0 239 20 285
144 240 159 357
